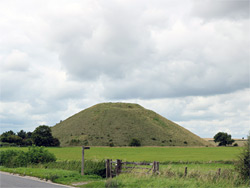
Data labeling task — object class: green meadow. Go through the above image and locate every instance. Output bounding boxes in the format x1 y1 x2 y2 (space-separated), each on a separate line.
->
0 146 241 162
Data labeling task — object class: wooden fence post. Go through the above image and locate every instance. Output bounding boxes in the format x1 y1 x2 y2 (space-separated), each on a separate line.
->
81 146 90 176
217 168 221 176
116 159 122 176
81 146 85 176
184 167 188 177
153 161 157 174
106 159 112 178
156 162 160 173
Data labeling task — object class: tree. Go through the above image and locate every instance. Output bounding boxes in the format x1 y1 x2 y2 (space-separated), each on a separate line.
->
32 125 60 147
0 130 15 142
17 130 27 139
235 132 250 181
213 132 235 146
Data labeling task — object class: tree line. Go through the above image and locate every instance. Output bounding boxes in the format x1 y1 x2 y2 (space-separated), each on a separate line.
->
0 125 60 147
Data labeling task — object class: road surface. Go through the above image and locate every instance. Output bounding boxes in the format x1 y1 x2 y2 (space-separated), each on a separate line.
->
0 172 73 188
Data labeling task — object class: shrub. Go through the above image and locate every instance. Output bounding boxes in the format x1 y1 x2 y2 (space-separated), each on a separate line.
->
0 146 56 168
0 150 24 167
235 132 250 181
26 146 56 164
129 138 141 147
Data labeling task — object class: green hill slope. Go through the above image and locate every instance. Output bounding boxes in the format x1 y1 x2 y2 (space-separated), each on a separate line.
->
52 103 210 147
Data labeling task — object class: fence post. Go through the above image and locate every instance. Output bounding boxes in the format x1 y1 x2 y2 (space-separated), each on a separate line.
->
116 159 122 176
153 161 157 174
156 162 160 173
106 159 111 178
217 168 221 176
184 167 188 177
81 146 85 176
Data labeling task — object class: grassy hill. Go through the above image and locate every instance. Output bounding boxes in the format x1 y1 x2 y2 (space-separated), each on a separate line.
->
52 103 210 147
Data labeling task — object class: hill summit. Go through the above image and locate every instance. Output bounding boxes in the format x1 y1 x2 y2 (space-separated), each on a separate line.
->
52 103 209 147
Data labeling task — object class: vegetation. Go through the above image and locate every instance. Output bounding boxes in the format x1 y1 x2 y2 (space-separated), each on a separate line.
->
0 126 60 147
213 132 235 146
235 132 250 181
0 146 241 163
52 102 210 147
0 130 33 146
0 146 56 167
129 138 141 146
32 125 60 147
106 170 248 188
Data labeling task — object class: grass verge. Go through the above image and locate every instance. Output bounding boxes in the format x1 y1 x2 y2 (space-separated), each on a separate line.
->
0 166 104 187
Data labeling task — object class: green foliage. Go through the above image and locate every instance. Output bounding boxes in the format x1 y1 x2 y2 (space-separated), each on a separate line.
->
129 138 141 146
0 150 24 167
0 130 33 146
84 160 106 178
26 146 56 164
28 160 106 178
32 125 60 147
17 130 27 139
0 146 56 167
52 102 211 147
214 132 235 146
235 132 250 181
0 130 23 145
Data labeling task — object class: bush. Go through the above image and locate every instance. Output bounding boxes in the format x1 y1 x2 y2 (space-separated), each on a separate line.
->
26 146 56 164
235 132 250 181
0 150 24 167
0 146 56 168
129 138 141 147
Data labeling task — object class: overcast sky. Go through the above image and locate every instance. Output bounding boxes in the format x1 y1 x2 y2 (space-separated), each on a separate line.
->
0 0 249 138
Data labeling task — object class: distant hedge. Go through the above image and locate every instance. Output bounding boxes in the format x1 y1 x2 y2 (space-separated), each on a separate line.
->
0 146 56 168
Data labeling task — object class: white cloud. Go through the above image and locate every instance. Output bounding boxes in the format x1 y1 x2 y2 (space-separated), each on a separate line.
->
0 0 249 138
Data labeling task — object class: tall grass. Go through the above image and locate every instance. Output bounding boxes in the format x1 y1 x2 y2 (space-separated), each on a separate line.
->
29 160 106 178
106 168 249 188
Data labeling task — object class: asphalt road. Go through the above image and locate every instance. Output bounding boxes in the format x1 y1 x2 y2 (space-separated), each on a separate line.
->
0 172 73 188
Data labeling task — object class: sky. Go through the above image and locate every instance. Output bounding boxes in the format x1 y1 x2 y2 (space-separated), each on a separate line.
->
0 0 249 138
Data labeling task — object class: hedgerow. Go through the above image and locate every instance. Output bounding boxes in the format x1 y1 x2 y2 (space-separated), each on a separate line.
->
0 146 56 167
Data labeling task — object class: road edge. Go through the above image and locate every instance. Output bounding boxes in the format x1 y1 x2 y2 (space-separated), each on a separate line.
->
0 171 75 188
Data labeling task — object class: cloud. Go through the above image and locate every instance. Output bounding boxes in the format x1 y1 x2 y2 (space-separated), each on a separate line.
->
41 0 249 99
124 88 250 138
191 0 250 20
0 0 249 138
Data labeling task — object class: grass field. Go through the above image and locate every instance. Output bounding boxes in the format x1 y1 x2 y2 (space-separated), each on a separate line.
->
0 146 241 162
